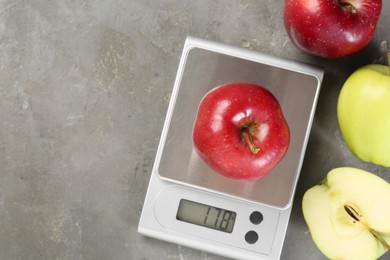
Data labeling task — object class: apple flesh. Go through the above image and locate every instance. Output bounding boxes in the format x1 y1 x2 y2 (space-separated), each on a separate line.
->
192 82 290 181
337 61 390 167
284 0 382 58
302 167 390 259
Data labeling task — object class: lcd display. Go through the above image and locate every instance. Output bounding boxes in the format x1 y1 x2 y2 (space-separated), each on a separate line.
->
176 199 236 233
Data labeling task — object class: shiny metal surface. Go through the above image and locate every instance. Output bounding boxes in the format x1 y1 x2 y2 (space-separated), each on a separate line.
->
158 38 323 208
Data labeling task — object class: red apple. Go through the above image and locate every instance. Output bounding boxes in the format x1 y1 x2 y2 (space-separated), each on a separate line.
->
284 0 382 58
192 82 290 181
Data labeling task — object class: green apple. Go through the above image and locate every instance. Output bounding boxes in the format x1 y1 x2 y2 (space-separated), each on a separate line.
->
337 62 390 167
302 167 390 260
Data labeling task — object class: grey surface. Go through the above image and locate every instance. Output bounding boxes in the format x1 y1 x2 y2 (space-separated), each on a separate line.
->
0 1 389 260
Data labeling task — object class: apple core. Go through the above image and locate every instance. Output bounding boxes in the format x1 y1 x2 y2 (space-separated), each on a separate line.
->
302 167 390 259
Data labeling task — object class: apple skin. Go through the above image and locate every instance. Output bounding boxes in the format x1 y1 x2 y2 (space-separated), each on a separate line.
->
302 167 390 259
192 82 290 181
337 64 390 167
284 0 382 58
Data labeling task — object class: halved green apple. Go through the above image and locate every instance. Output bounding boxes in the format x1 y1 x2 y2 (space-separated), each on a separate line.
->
302 167 390 260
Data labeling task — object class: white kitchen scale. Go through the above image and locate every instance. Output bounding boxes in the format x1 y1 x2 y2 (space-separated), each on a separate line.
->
138 36 324 260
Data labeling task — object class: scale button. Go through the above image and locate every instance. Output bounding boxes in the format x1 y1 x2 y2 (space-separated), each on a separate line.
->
250 211 263 225
245 230 259 244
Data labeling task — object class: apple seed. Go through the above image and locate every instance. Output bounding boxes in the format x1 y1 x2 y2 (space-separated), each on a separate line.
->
344 204 390 251
343 204 361 222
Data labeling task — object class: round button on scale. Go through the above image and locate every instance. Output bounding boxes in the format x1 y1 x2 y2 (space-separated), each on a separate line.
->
250 211 264 225
244 211 264 244
245 230 259 244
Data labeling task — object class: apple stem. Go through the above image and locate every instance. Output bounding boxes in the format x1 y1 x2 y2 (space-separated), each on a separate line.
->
344 205 390 252
339 0 356 13
241 127 260 154
370 229 390 251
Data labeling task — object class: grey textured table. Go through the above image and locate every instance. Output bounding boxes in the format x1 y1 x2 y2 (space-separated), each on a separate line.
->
1 1 389 259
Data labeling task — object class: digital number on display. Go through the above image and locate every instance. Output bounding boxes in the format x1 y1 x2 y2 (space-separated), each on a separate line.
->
176 199 236 233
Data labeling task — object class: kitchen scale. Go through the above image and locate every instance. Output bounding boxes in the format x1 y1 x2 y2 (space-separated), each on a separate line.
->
138 36 324 260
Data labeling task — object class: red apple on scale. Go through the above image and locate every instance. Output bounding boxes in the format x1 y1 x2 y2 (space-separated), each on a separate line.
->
284 0 382 58
192 82 290 181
